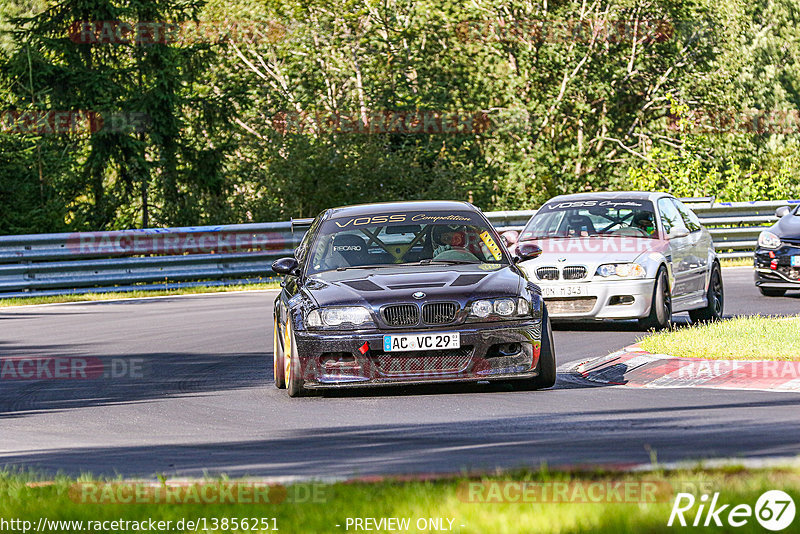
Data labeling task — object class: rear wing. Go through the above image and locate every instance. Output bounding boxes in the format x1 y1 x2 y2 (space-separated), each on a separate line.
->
290 218 314 241
291 218 314 230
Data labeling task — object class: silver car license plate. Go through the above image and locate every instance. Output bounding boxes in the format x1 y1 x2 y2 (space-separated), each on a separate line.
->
542 285 589 298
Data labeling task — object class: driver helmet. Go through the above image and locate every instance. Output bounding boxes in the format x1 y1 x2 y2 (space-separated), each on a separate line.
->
432 224 467 248
632 211 656 235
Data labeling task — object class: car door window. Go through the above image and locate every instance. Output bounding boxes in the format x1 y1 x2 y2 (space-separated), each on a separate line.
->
672 199 702 233
295 215 322 264
657 198 687 236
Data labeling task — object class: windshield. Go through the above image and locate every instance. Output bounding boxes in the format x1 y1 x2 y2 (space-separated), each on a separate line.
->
520 199 658 240
307 210 507 274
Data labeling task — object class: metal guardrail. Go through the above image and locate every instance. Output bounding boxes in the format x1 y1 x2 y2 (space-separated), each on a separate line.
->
0 199 797 297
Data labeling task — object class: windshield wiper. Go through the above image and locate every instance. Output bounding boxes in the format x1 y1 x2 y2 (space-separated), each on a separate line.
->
335 264 404 271
419 259 483 265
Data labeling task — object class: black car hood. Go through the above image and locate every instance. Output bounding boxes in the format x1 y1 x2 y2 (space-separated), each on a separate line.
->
302 265 523 309
773 213 800 240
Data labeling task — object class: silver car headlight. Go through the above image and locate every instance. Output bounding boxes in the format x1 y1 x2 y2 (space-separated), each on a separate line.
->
758 231 782 250
306 306 373 329
596 263 647 279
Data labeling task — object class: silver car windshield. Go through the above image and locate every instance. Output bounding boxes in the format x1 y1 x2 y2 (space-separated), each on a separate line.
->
521 199 658 240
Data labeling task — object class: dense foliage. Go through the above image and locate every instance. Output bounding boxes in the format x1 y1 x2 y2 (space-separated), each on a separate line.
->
1 0 798 232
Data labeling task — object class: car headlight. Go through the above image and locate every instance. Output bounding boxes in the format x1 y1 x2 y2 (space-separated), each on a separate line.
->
470 298 531 319
596 263 647 278
758 231 782 250
305 306 373 329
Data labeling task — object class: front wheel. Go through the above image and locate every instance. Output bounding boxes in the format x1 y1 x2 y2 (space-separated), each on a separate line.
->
273 315 286 389
689 263 724 324
638 266 672 331
759 287 786 297
285 321 308 397
512 306 556 390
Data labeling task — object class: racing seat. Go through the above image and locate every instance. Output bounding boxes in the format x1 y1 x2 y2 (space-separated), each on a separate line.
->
330 234 370 267
566 215 596 237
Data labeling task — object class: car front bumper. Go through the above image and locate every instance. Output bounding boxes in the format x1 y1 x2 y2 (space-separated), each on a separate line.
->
754 247 800 290
292 321 542 389
538 278 656 320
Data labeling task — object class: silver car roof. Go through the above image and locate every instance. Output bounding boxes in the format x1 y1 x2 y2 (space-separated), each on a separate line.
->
543 191 672 204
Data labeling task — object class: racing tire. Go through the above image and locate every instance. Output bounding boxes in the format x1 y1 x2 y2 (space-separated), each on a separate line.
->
273 314 286 389
511 306 556 390
286 321 308 397
759 287 786 297
689 263 724 324
638 266 672 331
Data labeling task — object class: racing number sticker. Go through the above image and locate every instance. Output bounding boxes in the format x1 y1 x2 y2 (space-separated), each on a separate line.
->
480 231 502 261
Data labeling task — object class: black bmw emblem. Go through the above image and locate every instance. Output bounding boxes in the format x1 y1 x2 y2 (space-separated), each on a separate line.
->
412 291 426 299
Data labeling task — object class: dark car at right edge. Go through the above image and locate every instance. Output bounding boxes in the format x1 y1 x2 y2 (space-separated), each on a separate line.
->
755 203 800 296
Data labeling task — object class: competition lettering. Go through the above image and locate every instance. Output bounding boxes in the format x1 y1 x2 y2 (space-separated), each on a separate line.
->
333 213 473 228
334 214 407 228
547 200 645 209
410 214 472 223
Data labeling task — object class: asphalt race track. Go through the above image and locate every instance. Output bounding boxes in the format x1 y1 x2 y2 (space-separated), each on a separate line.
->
2 267 799 479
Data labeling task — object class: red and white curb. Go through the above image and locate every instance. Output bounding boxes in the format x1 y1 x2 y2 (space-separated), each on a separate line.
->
563 343 800 393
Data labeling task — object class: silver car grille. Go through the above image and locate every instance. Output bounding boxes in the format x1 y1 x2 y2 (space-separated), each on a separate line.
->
562 266 587 280
536 267 559 280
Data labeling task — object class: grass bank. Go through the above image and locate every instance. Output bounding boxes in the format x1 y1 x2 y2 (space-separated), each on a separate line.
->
638 315 800 361
1 467 799 533
0 283 280 307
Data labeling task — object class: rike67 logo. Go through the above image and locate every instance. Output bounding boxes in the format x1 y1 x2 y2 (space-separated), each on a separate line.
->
668 490 796 531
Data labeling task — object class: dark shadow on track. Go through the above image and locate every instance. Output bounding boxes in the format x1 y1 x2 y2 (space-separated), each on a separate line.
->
0 342 268 419
4 396 800 478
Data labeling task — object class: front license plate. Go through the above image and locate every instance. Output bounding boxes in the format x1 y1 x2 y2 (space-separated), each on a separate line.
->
541 285 589 298
792 256 800 267
383 333 461 352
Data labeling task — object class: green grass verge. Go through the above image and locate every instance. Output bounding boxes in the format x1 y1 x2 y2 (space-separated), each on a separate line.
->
1 467 798 533
720 257 755 268
0 283 280 307
638 315 800 361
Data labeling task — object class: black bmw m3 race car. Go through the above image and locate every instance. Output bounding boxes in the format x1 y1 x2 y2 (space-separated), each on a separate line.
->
270 200 555 397
755 203 800 296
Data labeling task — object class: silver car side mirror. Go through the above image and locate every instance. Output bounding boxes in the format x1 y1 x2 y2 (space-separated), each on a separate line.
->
776 206 791 218
668 227 690 239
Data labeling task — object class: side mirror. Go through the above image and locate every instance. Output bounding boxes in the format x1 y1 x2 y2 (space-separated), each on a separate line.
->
667 227 690 240
515 241 543 261
501 230 519 247
776 206 791 218
272 257 300 276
